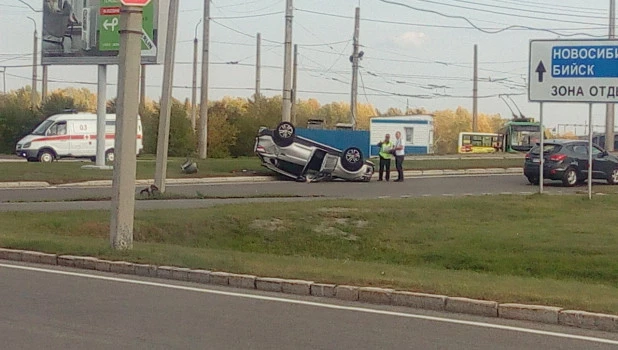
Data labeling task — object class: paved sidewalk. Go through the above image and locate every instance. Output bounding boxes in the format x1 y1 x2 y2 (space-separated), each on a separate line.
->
0 168 524 189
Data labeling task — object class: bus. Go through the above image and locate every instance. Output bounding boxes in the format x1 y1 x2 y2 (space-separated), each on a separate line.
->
458 132 502 154
499 120 542 153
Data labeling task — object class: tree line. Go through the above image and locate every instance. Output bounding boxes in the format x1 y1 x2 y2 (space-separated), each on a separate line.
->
0 86 507 156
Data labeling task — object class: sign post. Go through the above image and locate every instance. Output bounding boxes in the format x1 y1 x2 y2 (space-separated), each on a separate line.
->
528 39 618 199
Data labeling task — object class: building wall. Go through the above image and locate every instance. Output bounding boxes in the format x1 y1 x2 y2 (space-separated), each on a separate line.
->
370 117 433 156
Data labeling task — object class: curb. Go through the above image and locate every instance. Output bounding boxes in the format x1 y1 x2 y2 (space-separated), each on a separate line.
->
0 248 616 333
0 169 524 189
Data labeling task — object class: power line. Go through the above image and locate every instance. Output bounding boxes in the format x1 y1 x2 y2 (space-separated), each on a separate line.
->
443 0 606 20
210 11 283 19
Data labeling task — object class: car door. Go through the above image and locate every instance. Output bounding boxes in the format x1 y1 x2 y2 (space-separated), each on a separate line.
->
46 121 69 156
570 144 588 174
591 145 612 179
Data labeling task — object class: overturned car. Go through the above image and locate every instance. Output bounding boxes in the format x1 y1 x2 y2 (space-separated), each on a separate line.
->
254 122 374 182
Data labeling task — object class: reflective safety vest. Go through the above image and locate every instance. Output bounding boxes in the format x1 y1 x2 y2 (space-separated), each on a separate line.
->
379 141 394 159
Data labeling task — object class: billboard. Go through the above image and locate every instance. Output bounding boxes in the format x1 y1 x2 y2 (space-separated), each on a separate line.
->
41 0 168 65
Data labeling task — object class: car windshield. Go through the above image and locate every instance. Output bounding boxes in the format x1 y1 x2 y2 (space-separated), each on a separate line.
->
31 120 54 135
530 144 561 155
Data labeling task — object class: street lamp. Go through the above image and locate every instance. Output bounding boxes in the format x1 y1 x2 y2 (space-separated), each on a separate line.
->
26 16 38 108
191 18 202 130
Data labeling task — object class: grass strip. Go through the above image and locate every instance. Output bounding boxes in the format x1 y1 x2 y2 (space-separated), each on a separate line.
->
2 195 617 313
0 157 523 185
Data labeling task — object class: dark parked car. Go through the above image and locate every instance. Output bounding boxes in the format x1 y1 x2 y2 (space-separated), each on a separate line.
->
254 122 374 182
523 139 618 187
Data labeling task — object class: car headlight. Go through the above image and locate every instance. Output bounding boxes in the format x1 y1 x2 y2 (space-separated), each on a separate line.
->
23 142 31 148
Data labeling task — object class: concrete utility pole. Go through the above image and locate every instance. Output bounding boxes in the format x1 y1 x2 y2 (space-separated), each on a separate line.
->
472 44 478 132
110 4 143 250
198 0 211 159
291 44 298 124
42 65 48 101
282 0 293 122
606 0 616 151
140 65 146 109
256 32 261 98
191 19 201 131
350 7 360 129
96 65 107 167
154 0 180 193
28 17 37 108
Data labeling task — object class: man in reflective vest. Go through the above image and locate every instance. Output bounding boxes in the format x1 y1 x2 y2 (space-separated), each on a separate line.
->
377 134 393 181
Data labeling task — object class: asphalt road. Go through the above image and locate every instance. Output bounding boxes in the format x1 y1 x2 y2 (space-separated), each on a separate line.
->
1 261 617 350
1 174 606 208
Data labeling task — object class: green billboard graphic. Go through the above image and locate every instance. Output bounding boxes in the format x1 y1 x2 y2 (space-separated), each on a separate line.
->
98 0 154 53
41 0 166 66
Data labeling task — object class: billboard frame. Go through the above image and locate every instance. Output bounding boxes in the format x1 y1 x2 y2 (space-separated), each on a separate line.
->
41 0 169 66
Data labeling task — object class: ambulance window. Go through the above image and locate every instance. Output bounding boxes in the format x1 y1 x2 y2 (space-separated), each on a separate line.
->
48 121 67 136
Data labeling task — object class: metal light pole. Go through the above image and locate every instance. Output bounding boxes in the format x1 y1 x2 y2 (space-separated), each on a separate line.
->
1 67 6 94
27 16 38 108
191 19 202 131
198 0 210 159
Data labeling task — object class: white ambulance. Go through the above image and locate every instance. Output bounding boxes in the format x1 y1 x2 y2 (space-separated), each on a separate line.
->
15 112 144 163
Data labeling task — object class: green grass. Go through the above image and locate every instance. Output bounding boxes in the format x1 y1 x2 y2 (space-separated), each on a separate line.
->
0 157 523 184
0 157 266 185
1 195 618 314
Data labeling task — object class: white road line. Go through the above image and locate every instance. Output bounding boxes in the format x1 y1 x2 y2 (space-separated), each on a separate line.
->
1 263 617 346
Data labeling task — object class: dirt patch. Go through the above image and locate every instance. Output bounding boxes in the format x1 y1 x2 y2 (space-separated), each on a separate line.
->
313 222 358 241
250 218 285 232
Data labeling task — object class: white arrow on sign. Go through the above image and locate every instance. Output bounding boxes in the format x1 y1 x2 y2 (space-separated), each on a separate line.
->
103 17 119 31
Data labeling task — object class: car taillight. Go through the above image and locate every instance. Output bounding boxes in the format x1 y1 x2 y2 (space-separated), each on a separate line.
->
549 154 567 162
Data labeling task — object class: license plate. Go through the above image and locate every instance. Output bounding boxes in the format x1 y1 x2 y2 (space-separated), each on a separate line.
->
532 158 540 163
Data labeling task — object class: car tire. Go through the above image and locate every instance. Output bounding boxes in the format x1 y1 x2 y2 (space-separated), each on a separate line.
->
341 147 364 172
562 167 578 187
527 176 539 185
273 122 295 147
105 149 115 163
607 168 618 185
37 149 55 163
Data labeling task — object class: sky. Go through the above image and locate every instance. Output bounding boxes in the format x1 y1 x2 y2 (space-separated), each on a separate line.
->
0 0 615 133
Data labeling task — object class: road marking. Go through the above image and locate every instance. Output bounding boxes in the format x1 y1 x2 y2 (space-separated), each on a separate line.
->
1 263 617 345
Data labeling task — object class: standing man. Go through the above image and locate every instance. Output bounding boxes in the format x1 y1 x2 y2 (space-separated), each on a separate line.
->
377 133 393 181
394 131 405 182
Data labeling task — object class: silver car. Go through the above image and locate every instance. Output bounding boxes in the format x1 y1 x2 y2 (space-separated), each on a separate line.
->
254 122 374 182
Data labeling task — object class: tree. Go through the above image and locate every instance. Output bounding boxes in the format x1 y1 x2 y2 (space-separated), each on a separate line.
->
0 88 43 153
203 100 239 158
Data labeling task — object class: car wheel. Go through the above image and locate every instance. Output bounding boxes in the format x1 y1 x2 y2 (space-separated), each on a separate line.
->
562 167 578 187
527 176 539 185
273 122 295 147
607 168 618 185
105 149 115 163
37 149 55 163
341 147 364 172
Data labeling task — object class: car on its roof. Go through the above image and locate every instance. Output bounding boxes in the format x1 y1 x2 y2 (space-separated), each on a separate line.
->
523 139 618 187
254 122 374 182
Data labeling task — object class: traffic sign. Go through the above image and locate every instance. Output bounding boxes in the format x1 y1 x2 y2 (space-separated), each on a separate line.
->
121 0 152 5
99 0 155 55
529 39 618 103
